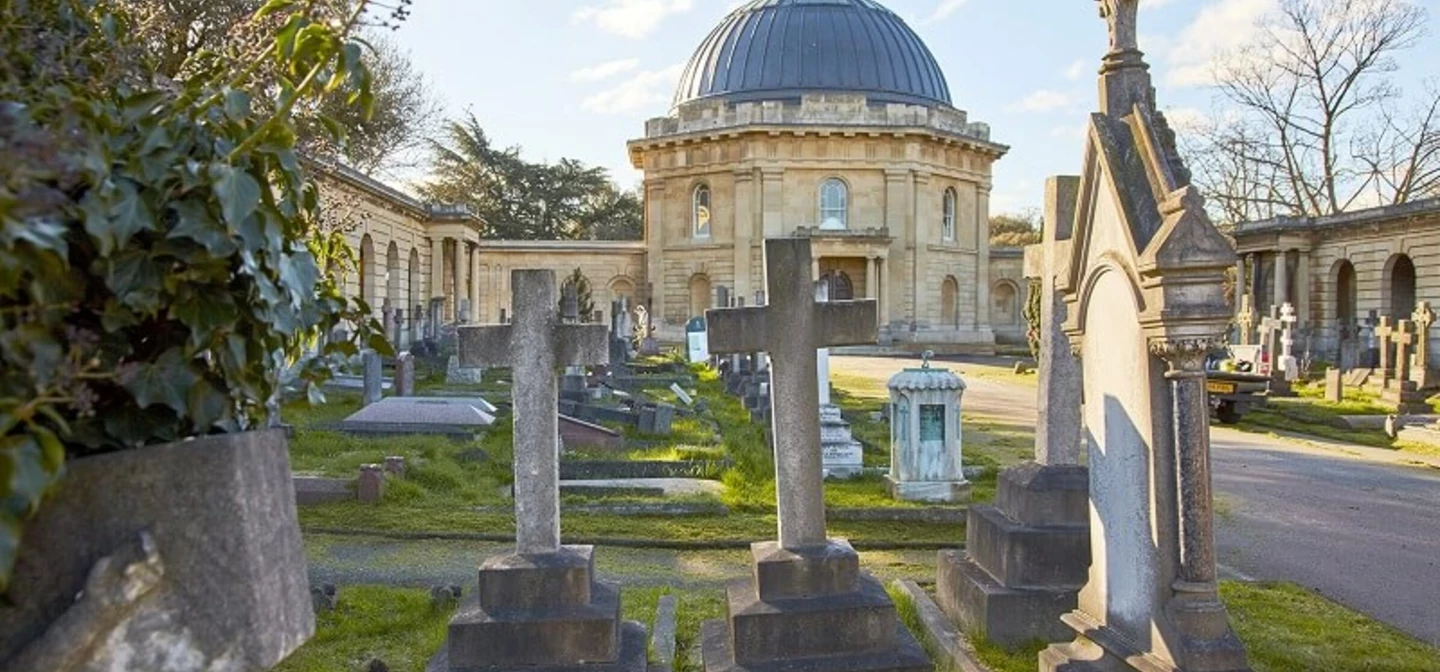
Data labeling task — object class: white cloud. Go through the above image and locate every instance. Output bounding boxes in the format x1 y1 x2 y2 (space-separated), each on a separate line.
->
1008 89 1078 114
581 63 686 115
1050 123 1089 140
1142 0 1180 9
1161 106 1210 132
571 58 641 82
1161 0 1276 88
1064 59 1089 81
919 0 970 25
572 0 695 39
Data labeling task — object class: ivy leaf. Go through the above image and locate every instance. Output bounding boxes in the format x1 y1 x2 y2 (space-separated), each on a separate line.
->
187 378 229 432
211 164 261 228
223 89 251 121
121 90 167 126
108 180 154 250
172 290 238 347
101 298 139 331
105 249 163 313
122 348 199 414
4 219 68 258
278 249 320 305
169 201 237 256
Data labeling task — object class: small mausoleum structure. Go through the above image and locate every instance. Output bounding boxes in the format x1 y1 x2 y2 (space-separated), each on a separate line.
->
886 353 969 502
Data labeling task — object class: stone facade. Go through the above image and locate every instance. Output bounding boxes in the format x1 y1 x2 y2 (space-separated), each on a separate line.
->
1234 198 1440 367
988 248 1028 345
629 94 1008 350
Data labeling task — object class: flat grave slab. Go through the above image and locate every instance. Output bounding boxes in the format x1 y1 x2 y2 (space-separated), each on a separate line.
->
558 478 725 498
336 396 497 437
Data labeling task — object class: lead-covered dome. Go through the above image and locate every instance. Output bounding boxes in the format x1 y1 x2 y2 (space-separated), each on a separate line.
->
673 0 952 109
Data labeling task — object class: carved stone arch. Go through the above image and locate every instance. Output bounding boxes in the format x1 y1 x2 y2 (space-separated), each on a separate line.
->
991 279 1020 327
688 273 712 318
359 233 375 308
1330 258 1357 336
408 247 421 321
1383 252 1417 319
385 241 401 309
941 276 960 328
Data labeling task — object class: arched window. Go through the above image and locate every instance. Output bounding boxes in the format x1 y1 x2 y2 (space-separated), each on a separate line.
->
1334 260 1357 337
992 281 1019 327
689 274 712 318
693 184 712 239
819 178 848 230
941 276 960 327
359 234 375 308
1387 254 1417 318
819 271 854 301
942 189 956 242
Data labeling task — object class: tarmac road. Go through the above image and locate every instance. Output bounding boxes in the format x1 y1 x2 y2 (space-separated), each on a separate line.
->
832 354 1440 647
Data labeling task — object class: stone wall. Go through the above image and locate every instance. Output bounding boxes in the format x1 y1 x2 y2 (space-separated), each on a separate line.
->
477 242 647 325
989 248 1028 344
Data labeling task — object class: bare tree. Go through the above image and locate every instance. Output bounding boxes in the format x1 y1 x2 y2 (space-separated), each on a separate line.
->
1188 0 1440 225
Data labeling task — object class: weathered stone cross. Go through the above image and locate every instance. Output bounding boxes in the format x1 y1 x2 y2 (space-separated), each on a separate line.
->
1236 294 1256 346
1279 302 1298 372
1393 320 1418 385
458 270 608 554
1258 307 1283 376
705 238 878 549
1377 316 1396 384
1412 302 1435 368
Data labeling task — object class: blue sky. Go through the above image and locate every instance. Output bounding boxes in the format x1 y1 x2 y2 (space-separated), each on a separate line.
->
387 0 1440 215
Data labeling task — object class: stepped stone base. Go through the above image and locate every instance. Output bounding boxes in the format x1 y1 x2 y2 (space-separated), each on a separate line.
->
1383 381 1432 414
441 545 646 672
701 539 932 672
936 550 1077 648
936 463 1089 650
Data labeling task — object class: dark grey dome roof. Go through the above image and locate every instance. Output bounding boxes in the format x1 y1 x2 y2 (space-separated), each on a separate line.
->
674 0 952 109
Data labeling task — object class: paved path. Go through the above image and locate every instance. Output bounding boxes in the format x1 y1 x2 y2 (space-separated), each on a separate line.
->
832 355 1440 647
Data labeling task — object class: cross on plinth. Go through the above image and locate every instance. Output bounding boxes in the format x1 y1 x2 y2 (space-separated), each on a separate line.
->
1377 316 1396 383
1279 302 1298 373
1412 302 1435 367
458 270 608 554
1236 294 1256 346
705 238 878 549
1393 320 1418 385
1258 307 1283 377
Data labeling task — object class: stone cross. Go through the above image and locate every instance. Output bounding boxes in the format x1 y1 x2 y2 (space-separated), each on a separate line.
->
1412 302 1435 369
457 270 608 554
1096 0 1139 53
1258 307 1283 376
1393 320 1417 385
1235 294 1256 346
1377 316 1395 384
705 238 878 549
632 305 650 348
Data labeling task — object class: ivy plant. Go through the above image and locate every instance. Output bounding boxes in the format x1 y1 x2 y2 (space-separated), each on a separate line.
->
0 0 397 589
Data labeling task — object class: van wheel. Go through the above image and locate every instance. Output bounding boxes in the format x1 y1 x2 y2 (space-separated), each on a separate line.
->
1215 401 1243 424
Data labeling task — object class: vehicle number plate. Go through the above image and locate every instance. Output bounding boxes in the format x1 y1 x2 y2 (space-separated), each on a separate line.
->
1207 381 1237 395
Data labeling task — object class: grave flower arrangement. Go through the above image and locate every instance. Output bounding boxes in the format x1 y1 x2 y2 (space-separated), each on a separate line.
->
0 0 399 589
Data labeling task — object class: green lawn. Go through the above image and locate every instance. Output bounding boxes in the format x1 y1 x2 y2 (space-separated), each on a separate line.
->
1232 381 1440 461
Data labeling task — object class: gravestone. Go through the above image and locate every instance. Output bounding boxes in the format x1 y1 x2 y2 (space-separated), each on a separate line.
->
337 397 496 438
1382 320 1431 414
395 352 416 397
362 349 383 407
702 238 927 671
1234 294 1255 346
357 464 385 504
1411 302 1435 389
815 280 864 478
638 404 675 436
1361 309 1380 368
634 305 660 357
443 269 646 671
1278 302 1299 381
885 352 968 502
670 383 694 407
445 355 484 385
562 366 589 402
938 176 1091 649
1039 3 1250 669
1325 368 1344 403
1377 316 1396 388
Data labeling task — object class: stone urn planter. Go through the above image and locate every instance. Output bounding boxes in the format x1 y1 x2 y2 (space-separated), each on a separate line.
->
0 429 314 672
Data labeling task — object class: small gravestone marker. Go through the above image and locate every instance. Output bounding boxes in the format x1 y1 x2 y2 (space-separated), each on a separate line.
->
384 456 406 478
357 464 384 504
1279 302 1299 381
311 584 338 613
1412 301 1435 387
1377 316 1396 386
669 382 694 407
395 352 416 397
1326 368 1344 403
362 350 383 406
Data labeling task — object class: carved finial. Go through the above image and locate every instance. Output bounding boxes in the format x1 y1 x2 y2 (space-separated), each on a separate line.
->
1097 0 1140 54
921 350 935 368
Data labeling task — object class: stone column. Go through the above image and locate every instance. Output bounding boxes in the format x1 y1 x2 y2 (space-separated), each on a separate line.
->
645 180 666 331
811 257 821 282
1157 341 1221 593
1235 255 1247 311
884 170 910 329
913 171 932 328
451 238 464 323
469 242 481 324
733 169 755 302
429 237 444 301
876 258 888 326
1248 252 1260 304
760 168 784 238
1273 249 1289 309
865 256 878 300
976 186 992 333
1296 250 1311 334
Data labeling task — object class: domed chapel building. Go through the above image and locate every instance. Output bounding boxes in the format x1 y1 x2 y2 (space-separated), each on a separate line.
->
629 0 1008 347
322 0 1017 352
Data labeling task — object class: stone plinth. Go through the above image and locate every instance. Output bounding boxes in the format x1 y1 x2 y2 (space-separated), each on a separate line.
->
937 463 1089 649
821 405 864 478
701 540 930 672
446 546 646 671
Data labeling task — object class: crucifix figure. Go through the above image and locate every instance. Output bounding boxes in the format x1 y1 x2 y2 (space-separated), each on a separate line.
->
458 270 608 554
705 238 878 549
1096 0 1139 53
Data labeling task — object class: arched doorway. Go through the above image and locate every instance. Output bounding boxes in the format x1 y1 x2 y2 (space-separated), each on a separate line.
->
1334 260 1357 336
386 241 401 309
991 281 1019 327
689 274 712 318
1386 254 1417 318
941 276 960 328
359 234 375 308
408 248 421 327
819 270 854 301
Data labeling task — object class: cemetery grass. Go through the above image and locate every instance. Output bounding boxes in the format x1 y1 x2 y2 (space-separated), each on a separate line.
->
271 585 451 672
1234 382 1440 457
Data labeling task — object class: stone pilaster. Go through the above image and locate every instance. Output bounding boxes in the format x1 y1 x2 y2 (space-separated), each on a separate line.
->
733 169 756 302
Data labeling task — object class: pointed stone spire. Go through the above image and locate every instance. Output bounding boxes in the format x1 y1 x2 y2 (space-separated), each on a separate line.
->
1096 0 1152 118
